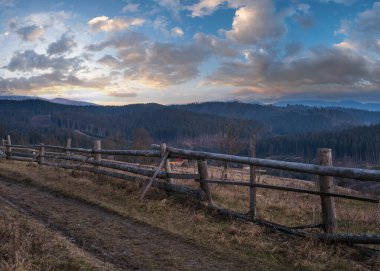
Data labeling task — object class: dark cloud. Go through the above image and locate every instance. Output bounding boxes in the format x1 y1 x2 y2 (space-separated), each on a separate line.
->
4 50 82 72
284 42 303 58
88 31 211 87
108 91 137 98
208 46 380 99
16 25 44 41
0 71 110 93
47 33 77 55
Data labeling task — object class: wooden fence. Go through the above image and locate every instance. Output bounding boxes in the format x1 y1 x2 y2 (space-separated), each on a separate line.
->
1 135 380 244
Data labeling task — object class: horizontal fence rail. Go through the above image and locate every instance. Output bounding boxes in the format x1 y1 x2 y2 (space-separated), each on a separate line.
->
152 144 380 182
1 136 379 245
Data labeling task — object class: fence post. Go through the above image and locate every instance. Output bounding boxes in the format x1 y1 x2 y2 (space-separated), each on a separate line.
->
249 134 257 220
94 140 101 167
38 143 45 165
160 143 173 184
197 159 213 204
66 138 71 165
318 148 337 233
5 135 11 159
1 139 5 151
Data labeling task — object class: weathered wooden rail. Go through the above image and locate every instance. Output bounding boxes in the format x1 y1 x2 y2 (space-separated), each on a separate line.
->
1 135 379 244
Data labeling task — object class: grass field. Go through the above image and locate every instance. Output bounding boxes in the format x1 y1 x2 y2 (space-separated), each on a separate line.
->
0 160 379 270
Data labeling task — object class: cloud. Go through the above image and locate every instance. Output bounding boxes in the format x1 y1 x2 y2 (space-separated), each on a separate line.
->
16 25 44 41
334 2 380 53
4 50 81 72
88 16 144 32
187 0 224 17
47 33 77 55
122 2 140 13
154 0 182 19
320 0 356 5
194 33 237 57
0 71 110 93
108 91 137 98
207 46 380 99
0 0 18 7
226 0 285 45
88 31 210 87
171 27 184 37
284 42 303 58
97 54 123 68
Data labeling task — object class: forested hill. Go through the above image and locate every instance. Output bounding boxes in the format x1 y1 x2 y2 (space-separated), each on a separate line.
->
175 102 380 135
2 100 380 158
258 124 380 165
0 100 269 148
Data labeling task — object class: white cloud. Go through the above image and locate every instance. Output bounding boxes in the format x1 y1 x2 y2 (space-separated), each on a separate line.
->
122 2 140 13
0 0 18 7
88 16 144 32
171 27 184 37
188 0 224 17
226 1 285 45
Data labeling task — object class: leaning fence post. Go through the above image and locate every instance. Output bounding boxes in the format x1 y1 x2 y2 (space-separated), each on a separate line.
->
160 143 173 184
249 134 257 220
94 140 101 167
197 159 213 204
5 135 11 159
318 148 337 233
38 143 45 165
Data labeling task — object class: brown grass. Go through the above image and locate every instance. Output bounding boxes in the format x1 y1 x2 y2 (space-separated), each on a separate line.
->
0 198 116 271
0 159 379 270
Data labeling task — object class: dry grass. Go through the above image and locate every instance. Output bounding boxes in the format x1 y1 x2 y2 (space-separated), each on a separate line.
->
0 160 379 270
172 164 380 233
0 198 116 271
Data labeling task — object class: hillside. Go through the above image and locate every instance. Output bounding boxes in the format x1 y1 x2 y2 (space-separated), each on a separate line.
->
175 102 380 135
0 100 269 148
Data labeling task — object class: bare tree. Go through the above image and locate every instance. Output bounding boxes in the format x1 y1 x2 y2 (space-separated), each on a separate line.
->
219 121 245 178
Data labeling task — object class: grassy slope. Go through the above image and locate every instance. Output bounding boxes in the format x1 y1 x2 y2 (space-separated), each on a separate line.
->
0 160 379 270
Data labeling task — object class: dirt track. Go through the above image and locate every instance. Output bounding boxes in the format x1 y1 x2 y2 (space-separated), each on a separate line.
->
0 177 255 271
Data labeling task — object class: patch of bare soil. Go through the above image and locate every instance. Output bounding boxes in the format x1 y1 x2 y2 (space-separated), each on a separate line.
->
0 177 257 271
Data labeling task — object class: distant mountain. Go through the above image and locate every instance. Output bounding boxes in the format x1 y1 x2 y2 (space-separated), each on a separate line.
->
274 100 380 111
0 95 96 106
0 95 39 101
50 98 95 106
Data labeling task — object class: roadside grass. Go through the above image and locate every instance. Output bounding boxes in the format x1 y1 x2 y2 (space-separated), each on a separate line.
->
0 160 379 270
0 198 116 271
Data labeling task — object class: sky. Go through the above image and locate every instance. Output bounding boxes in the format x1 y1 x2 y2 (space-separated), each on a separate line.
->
0 0 379 105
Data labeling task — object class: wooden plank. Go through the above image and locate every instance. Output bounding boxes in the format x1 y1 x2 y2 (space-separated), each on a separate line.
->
34 145 161 157
140 151 169 200
42 162 206 201
42 154 199 179
318 148 337 233
94 140 101 168
316 233 380 244
38 144 45 165
152 144 380 182
197 160 213 204
161 143 173 184
194 179 379 203
9 156 34 162
249 134 257 220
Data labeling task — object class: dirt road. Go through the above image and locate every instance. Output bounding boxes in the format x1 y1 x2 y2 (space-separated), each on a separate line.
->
0 177 254 271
